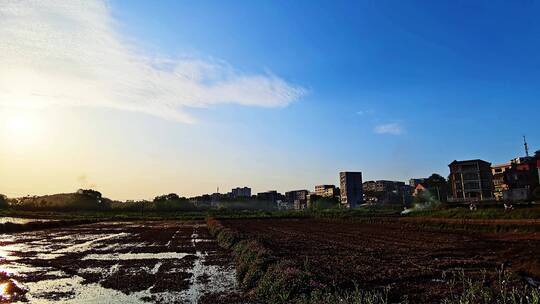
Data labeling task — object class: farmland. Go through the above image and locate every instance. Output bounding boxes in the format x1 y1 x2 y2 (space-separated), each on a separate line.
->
0 221 242 303
214 218 540 303
0 214 539 303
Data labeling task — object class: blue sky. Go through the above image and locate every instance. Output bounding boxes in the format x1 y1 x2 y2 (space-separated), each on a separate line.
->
111 1 540 175
2 1 540 199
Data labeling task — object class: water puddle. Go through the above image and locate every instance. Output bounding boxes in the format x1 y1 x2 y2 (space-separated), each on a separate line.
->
0 218 54 224
0 221 239 303
82 252 191 261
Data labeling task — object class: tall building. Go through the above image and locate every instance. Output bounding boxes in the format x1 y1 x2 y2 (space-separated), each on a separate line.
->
339 172 363 208
448 160 493 201
231 187 251 198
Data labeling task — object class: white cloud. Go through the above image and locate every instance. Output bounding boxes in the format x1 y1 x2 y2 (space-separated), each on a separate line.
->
374 123 404 135
356 109 374 116
0 0 305 123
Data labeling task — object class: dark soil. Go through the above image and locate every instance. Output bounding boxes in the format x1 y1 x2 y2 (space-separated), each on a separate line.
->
0 221 243 303
221 218 540 303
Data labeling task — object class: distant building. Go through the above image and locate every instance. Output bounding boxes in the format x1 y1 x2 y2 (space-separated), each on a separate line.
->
491 163 511 201
413 183 427 197
231 187 251 198
502 155 540 201
314 185 339 198
306 193 320 209
285 190 309 210
409 178 427 188
448 159 493 201
339 172 363 208
257 190 279 203
363 180 410 204
276 200 292 210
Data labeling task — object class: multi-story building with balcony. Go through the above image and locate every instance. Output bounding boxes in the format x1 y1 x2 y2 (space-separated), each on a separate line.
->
448 159 493 201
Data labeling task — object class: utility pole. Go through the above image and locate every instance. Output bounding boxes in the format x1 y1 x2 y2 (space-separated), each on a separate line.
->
523 135 530 157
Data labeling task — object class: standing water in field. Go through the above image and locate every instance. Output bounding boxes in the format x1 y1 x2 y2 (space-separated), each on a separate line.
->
0 221 241 303
0 218 55 224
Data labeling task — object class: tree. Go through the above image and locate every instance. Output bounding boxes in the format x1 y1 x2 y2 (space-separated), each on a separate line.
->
154 193 180 202
0 194 7 209
310 197 339 210
153 193 194 211
533 186 540 200
424 174 448 202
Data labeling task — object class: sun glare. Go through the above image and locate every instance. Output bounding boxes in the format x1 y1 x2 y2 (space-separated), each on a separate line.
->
6 114 33 133
0 282 9 299
1 110 44 146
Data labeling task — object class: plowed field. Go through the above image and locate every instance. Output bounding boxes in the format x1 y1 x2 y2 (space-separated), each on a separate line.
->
221 218 540 302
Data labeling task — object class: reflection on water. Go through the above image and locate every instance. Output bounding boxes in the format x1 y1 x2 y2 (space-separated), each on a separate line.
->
0 273 27 302
82 252 191 261
0 282 8 299
0 217 53 224
0 221 239 303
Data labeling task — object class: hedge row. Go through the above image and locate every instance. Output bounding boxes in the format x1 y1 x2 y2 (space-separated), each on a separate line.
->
206 217 327 303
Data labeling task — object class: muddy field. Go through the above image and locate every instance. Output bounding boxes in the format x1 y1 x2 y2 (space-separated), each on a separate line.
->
221 218 540 302
0 221 243 303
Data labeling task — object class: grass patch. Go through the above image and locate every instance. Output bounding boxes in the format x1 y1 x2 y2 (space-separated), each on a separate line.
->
408 206 540 220
0 207 401 222
442 269 540 304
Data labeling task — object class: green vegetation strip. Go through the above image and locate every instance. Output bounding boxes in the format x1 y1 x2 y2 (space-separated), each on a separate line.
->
407 206 540 220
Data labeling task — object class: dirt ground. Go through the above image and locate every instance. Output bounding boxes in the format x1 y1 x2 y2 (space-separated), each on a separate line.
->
221 218 540 303
0 221 244 303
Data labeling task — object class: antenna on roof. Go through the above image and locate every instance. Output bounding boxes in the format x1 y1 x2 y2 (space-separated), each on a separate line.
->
523 135 530 157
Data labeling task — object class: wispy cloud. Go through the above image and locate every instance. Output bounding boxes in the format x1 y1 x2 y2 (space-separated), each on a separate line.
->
0 0 306 123
356 109 374 116
374 123 404 135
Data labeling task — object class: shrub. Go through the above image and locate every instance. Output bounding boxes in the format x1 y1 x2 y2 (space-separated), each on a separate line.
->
533 186 540 200
255 260 311 303
442 269 540 304
0 194 7 209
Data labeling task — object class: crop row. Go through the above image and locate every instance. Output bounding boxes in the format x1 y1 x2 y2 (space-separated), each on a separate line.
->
206 217 393 304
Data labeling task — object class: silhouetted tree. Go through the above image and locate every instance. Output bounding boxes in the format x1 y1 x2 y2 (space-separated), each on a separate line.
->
424 174 448 202
153 193 194 211
77 189 102 199
0 194 7 209
533 186 540 200
310 197 340 210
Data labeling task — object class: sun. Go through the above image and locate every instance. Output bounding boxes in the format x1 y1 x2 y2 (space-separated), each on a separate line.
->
6 114 34 133
1 110 44 146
